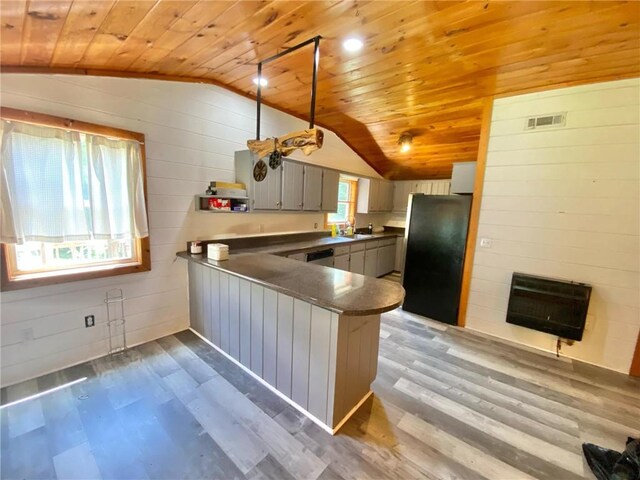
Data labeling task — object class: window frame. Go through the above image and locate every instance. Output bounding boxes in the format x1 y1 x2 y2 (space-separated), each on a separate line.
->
0 107 151 292
325 177 358 227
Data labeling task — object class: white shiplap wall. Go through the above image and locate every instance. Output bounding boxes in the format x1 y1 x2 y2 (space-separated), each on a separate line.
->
466 78 640 373
0 74 380 387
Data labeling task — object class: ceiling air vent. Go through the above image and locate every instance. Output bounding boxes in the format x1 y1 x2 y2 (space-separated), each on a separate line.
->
525 112 567 131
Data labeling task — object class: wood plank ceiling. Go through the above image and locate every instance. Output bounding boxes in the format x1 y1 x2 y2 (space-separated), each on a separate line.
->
1 1 639 179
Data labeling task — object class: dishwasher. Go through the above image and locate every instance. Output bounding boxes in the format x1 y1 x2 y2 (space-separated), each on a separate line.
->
305 248 334 267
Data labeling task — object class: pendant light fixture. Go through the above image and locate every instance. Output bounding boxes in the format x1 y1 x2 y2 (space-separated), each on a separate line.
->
398 132 413 153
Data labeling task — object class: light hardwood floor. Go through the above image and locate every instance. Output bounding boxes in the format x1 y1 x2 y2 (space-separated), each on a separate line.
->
2 308 639 480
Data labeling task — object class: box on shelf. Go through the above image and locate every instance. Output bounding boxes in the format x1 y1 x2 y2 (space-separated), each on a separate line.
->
208 198 231 211
215 187 247 197
210 181 245 190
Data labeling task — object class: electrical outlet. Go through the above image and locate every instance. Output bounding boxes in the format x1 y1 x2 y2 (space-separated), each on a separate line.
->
480 238 492 248
314 222 318 230
84 315 95 328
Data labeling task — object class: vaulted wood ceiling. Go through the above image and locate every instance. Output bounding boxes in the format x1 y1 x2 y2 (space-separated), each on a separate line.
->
1 1 639 179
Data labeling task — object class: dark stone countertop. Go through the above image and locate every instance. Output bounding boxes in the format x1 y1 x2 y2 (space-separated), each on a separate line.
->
230 232 403 256
177 251 405 317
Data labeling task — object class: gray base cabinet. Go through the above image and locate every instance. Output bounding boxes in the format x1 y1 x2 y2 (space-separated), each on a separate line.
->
364 248 378 277
187 261 380 432
333 254 349 271
349 250 365 274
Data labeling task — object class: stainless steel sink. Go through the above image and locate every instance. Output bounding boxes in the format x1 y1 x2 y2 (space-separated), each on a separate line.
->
352 234 375 239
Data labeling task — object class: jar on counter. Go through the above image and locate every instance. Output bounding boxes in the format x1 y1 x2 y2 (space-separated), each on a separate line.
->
188 241 202 254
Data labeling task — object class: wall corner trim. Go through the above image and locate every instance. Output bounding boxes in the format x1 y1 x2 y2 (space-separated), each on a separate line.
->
457 97 493 328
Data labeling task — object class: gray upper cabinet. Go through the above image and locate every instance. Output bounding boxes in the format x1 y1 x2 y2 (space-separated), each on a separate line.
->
321 169 339 212
303 165 323 211
357 178 393 213
281 160 304 210
235 150 282 210
255 164 282 210
450 161 476 194
236 150 342 213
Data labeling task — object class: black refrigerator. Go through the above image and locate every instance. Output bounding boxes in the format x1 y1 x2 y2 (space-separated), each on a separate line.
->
401 194 472 325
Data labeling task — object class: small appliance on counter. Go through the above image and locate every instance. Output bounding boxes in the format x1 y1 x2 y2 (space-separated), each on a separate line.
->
207 243 229 261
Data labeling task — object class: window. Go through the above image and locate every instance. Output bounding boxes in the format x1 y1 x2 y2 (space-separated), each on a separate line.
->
1 107 150 290
326 177 357 226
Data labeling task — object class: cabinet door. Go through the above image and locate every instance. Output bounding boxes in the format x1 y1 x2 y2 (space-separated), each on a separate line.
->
303 165 323 211
395 237 404 272
376 244 396 277
364 248 378 277
349 250 365 274
384 244 396 274
393 182 405 212
333 254 350 271
381 182 392 211
369 179 380 212
321 169 339 212
281 161 304 210
253 162 282 210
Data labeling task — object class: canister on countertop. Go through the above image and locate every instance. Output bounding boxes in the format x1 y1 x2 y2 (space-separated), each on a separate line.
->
188 241 202 254
208 243 229 261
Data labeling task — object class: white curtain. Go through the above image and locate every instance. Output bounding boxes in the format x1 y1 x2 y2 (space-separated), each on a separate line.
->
86 134 148 240
1 120 89 244
0 119 149 244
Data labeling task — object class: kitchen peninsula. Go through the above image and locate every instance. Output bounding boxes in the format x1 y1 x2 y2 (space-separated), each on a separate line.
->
178 232 405 434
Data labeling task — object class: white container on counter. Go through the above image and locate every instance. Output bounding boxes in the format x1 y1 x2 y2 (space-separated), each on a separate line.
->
208 243 229 261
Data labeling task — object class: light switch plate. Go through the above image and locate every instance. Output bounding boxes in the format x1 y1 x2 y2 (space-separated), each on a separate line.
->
480 238 492 248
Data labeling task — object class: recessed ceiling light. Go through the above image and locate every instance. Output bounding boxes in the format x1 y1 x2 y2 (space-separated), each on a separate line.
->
253 77 268 87
343 38 363 52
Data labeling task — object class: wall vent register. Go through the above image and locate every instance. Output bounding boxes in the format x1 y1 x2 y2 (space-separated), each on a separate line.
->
524 112 567 130
506 272 591 341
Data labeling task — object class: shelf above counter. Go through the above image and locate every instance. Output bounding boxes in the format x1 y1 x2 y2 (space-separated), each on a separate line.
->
194 194 249 213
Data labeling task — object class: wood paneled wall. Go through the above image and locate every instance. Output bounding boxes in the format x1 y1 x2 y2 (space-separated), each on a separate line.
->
0 74 376 387
464 78 640 373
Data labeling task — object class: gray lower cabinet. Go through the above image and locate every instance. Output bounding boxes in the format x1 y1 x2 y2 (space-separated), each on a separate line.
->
187 261 381 432
281 161 304 210
349 250 364 274
395 236 404 272
376 244 396 277
321 169 340 212
364 248 378 277
333 254 349 271
303 165 323 211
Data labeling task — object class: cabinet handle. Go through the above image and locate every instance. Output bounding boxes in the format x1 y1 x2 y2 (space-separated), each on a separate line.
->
276 201 281 206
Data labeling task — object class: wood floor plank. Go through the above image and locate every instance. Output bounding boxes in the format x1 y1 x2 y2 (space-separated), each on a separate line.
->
199 375 327 480
394 377 585 476
186 392 268 474
398 412 538 480
2 307 639 480
5 379 45 438
379 353 581 453
53 441 102 480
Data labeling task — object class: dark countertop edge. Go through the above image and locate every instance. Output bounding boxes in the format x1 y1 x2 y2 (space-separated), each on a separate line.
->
176 252 404 317
234 232 404 256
